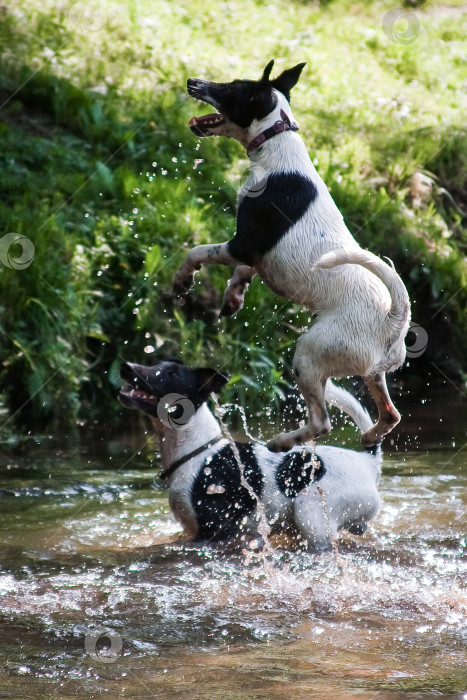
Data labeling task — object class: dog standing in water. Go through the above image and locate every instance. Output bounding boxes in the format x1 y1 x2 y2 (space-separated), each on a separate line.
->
118 358 382 549
173 61 410 452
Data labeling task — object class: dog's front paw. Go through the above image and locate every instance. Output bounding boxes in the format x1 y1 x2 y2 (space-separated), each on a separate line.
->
173 271 194 296
267 434 293 453
219 290 245 318
219 299 242 318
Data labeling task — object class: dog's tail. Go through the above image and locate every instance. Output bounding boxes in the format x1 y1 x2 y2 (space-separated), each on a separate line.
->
324 380 372 435
324 380 382 457
313 248 411 347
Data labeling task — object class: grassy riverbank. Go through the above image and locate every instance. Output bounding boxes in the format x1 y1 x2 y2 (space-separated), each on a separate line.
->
0 0 466 427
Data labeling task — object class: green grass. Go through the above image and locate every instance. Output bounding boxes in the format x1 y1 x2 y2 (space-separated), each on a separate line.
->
0 0 466 428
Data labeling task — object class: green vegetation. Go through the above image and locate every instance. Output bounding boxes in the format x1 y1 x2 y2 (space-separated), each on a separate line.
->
0 0 466 428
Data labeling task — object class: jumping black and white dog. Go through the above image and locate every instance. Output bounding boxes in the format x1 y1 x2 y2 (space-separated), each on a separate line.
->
173 60 411 452
118 358 382 549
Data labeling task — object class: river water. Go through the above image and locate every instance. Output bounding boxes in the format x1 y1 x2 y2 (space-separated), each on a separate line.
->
0 387 466 699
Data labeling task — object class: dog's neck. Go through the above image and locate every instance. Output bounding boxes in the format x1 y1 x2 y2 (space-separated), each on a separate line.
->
247 109 298 153
242 90 298 152
154 403 222 478
249 128 311 172
245 91 314 174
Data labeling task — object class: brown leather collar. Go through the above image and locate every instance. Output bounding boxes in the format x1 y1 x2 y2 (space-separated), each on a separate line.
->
247 109 299 153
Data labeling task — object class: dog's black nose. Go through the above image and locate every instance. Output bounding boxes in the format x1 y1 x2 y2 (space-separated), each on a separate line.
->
187 78 212 96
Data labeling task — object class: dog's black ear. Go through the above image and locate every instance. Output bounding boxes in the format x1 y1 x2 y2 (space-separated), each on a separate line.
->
260 59 275 84
194 368 229 397
271 62 306 101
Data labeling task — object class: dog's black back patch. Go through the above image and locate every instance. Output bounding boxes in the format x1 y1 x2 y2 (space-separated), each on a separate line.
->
228 172 318 266
191 443 264 541
275 450 326 499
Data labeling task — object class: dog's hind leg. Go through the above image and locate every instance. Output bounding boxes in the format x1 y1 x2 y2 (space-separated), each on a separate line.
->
267 362 331 452
267 321 350 453
361 372 400 447
173 242 238 295
267 387 331 452
220 265 256 317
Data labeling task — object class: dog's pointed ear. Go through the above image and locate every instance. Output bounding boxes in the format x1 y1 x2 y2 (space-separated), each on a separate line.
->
271 62 306 101
194 368 229 397
260 59 275 84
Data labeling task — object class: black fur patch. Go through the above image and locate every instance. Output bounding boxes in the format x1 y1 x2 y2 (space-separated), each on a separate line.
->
211 80 278 128
347 522 367 536
275 450 326 499
228 172 318 266
191 443 264 541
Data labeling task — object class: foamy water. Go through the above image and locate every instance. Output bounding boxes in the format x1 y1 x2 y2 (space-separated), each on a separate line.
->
0 410 466 698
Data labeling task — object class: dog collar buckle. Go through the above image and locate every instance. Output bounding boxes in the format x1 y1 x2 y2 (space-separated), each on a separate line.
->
272 118 286 134
247 109 299 153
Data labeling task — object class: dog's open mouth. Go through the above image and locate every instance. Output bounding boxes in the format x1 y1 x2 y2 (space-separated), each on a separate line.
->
118 384 159 410
188 113 225 136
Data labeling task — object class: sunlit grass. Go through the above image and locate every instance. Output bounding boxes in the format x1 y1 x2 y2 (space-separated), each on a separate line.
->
0 0 466 427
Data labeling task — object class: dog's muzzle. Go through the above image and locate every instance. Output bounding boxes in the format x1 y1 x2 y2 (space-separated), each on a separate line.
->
118 362 160 415
187 78 226 135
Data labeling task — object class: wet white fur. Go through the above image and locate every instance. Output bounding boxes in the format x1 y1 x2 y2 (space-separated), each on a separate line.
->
149 381 381 549
174 88 410 449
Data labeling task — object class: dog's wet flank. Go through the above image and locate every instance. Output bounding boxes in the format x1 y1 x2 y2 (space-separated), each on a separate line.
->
191 443 263 540
276 451 326 499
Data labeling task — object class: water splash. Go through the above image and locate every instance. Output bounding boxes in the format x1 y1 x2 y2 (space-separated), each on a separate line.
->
214 401 268 445
212 396 276 569
212 398 343 579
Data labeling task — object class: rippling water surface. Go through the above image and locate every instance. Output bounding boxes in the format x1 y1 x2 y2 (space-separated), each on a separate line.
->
0 390 466 699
